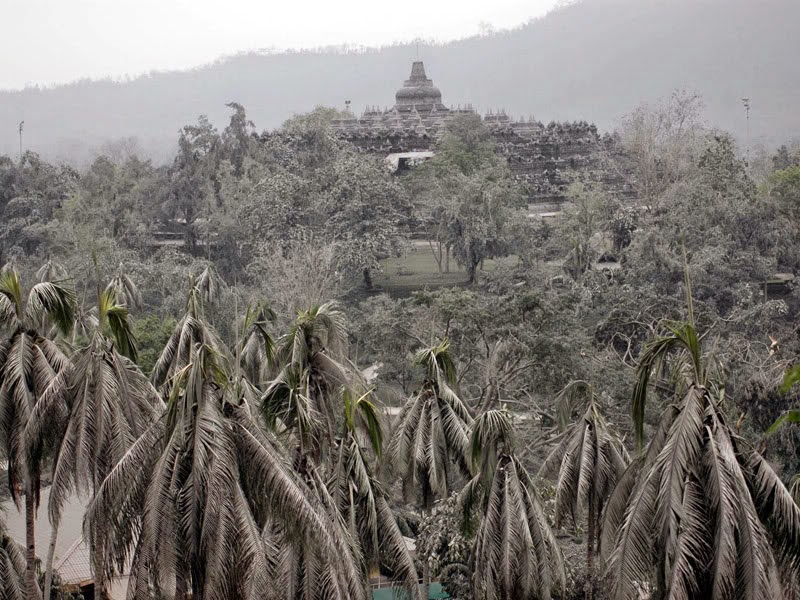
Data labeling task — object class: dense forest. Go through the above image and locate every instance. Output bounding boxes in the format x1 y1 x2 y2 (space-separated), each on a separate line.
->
1 93 800 600
2 0 799 164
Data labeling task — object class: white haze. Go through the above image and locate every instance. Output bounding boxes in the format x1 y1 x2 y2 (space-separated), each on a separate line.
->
0 0 561 90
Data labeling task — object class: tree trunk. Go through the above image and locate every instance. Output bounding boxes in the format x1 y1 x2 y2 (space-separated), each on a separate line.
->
362 267 373 290
445 245 451 273
422 496 433 600
585 488 595 600
43 520 59 600
94 531 107 600
429 240 443 273
468 260 479 285
25 487 39 600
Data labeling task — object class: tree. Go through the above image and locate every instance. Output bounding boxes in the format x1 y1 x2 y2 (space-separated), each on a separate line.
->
87 344 366 599
332 389 421 599
602 320 800 600
618 90 705 204
462 409 566 599
165 116 220 251
0 516 26 600
387 339 473 597
0 269 76 598
538 381 628 599
388 339 473 508
150 281 228 388
408 115 522 284
262 302 353 461
27 286 162 600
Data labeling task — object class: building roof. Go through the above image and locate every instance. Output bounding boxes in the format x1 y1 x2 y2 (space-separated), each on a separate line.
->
56 537 93 586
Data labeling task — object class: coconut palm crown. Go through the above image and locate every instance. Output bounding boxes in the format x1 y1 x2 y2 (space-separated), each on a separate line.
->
26 287 162 600
538 381 628 599
388 339 473 507
87 344 366 600
462 409 566 600
0 269 76 598
602 321 800 600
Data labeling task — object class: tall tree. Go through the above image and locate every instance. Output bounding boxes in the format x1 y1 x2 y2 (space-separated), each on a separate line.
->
27 286 162 600
262 302 352 462
0 269 75 598
387 339 473 598
462 409 566 600
388 339 473 509
87 344 366 599
331 389 421 599
150 280 228 388
538 381 628 599
602 320 800 600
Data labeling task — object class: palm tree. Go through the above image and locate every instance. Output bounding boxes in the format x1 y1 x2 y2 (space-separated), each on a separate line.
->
262 302 352 461
462 409 566 600
87 344 366 599
0 269 75 599
332 389 421 599
264 305 419 598
238 302 276 386
602 321 800 600
538 381 628 600
0 516 26 600
387 339 473 597
387 339 473 509
105 263 142 310
150 281 228 388
35 259 68 283
27 287 162 600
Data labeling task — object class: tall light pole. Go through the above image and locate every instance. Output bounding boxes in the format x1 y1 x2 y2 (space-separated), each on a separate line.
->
18 121 24 160
741 98 750 159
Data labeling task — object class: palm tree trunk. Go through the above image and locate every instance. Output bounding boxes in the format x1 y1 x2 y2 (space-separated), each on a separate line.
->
25 487 39 599
43 520 59 600
585 488 595 600
422 495 433 600
94 532 107 600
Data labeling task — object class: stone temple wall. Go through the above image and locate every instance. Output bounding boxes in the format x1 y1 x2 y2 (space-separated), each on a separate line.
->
330 62 633 208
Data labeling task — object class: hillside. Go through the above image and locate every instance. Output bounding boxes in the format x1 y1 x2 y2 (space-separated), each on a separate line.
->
1 0 798 164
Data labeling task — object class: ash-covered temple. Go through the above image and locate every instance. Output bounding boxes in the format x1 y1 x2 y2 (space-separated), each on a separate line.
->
332 61 629 209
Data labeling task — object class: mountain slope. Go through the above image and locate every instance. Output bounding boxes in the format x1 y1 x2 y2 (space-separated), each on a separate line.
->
1 0 797 163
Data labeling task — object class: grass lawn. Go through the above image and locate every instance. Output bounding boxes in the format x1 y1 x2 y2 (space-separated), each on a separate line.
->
373 244 519 296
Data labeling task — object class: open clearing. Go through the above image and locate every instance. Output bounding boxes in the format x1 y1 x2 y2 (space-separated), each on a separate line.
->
374 243 520 296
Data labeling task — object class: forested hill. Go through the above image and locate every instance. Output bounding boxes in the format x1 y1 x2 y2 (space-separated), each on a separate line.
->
2 0 798 164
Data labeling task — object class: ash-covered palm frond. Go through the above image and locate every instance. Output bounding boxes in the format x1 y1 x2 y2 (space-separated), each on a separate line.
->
0 517 26 600
88 344 366 600
150 282 230 387
35 259 68 284
263 302 356 460
105 264 142 310
0 268 75 599
464 409 565 600
538 381 628 599
239 302 277 386
25 284 161 599
604 321 800 600
388 339 473 507
195 263 226 307
331 389 420 600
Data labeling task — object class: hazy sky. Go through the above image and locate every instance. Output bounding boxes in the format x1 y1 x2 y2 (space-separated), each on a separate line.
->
0 0 562 90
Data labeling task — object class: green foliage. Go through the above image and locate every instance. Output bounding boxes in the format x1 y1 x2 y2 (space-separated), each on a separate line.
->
133 313 177 375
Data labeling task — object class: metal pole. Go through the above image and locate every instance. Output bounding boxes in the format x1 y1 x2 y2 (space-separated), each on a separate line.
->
741 98 750 160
